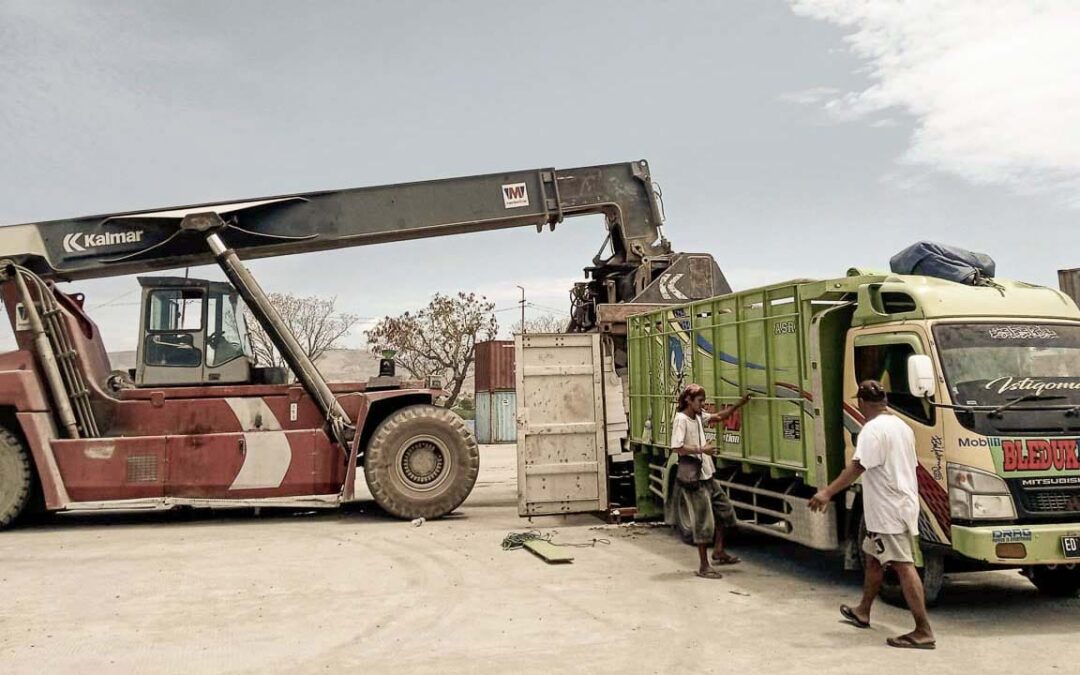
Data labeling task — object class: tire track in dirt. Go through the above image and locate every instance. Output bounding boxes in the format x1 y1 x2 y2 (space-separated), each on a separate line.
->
247 532 468 673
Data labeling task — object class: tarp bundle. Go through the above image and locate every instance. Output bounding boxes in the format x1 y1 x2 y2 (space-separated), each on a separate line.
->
890 241 996 285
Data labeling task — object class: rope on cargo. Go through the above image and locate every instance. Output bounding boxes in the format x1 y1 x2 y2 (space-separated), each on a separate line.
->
501 531 611 551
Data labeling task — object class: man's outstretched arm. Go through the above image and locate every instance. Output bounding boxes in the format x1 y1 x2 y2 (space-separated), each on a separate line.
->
706 393 753 426
809 460 865 511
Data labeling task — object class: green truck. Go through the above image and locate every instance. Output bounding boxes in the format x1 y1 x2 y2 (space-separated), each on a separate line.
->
626 269 1080 601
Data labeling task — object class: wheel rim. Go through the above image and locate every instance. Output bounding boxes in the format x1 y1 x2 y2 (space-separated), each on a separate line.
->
394 434 453 493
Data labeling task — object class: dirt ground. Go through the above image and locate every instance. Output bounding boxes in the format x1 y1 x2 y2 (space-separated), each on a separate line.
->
1 445 1077 674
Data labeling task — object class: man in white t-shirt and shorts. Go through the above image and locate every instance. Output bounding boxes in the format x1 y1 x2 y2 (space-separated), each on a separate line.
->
810 380 936 649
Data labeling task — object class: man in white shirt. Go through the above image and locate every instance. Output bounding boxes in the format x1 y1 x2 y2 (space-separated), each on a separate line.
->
810 380 936 649
671 383 752 579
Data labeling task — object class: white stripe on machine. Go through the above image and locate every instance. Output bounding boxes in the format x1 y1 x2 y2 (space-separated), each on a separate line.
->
226 398 290 490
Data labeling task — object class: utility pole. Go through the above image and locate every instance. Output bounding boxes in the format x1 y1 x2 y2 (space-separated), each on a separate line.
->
516 285 526 334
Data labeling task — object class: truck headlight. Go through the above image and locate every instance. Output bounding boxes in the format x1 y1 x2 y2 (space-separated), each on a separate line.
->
947 463 1016 520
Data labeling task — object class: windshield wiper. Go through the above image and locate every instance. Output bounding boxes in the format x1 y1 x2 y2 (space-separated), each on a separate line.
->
988 394 1067 418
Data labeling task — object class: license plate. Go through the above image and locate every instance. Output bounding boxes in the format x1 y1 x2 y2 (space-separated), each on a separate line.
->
1063 536 1080 559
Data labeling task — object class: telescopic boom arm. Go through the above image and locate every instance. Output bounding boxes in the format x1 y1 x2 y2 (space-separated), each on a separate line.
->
1 161 669 282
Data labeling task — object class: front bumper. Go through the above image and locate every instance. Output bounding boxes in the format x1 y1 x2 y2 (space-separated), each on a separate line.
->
951 522 1080 565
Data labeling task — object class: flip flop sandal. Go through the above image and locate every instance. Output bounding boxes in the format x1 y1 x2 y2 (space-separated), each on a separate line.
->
695 569 724 580
887 635 936 650
711 554 741 566
840 604 870 629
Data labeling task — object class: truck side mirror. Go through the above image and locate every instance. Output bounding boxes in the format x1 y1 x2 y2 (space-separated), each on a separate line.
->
907 354 936 398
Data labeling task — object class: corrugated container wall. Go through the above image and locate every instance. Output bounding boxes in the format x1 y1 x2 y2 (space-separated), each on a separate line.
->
1060 268 1080 307
475 340 516 392
475 391 517 444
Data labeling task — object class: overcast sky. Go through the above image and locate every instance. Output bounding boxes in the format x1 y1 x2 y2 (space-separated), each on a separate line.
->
1 1 1078 351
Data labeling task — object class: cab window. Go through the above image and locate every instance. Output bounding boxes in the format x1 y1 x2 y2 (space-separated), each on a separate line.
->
854 342 935 425
144 289 203 367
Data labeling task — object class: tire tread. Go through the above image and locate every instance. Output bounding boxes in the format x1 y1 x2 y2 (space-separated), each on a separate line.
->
364 405 479 519
0 426 32 529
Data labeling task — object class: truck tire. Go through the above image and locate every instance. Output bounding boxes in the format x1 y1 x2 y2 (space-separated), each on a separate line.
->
880 546 945 608
1025 565 1080 597
364 405 479 519
0 427 33 530
859 518 945 608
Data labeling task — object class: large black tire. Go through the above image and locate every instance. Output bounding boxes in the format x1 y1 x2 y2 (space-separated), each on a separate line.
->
363 405 479 519
0 426 33 530
880 547 945 608
859 518 945 608
673 483 697 545
1025 565 1080 598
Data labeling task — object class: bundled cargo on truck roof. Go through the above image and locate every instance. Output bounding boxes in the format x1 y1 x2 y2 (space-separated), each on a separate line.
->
890 241 996 286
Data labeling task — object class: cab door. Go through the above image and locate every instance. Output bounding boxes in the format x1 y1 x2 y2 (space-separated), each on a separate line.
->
845 329 950 544
137 286 206 386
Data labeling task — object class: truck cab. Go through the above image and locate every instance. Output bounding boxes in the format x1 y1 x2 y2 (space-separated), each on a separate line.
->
839 276 1080 593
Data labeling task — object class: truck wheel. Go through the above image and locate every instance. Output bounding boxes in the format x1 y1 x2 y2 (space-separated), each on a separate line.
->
0 427 33 530
1025 565 1080 597
880 547 945 608
364 405 479 519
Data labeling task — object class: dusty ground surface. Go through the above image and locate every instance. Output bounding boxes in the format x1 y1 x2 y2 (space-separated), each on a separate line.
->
1 445 1077 674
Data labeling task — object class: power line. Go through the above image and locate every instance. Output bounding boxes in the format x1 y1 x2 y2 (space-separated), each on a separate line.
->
525 302 568 315
87 287 140 310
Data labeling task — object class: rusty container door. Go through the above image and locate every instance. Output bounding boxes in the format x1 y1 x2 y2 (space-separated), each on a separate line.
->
515 333 607 516
475 340 515 392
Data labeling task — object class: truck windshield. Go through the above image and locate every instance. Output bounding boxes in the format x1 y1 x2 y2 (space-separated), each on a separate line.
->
933 323 1080 434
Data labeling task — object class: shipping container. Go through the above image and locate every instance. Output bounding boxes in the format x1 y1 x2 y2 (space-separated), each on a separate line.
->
1060 268 1080 307
475 340 515 392
475 390 517 444
514 333 608 515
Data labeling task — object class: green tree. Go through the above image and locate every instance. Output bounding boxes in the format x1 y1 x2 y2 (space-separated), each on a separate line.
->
365 292 497 408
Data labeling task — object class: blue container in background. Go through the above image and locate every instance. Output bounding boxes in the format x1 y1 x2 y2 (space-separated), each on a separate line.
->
475 391 517 444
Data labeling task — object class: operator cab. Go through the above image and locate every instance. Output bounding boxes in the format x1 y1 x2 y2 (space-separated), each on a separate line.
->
135 276 255 387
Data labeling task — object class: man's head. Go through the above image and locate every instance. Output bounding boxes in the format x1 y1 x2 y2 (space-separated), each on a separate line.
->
678 383 708 415
856 379 888 419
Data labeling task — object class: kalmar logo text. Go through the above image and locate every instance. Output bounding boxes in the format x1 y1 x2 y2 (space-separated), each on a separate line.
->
63 230 143 253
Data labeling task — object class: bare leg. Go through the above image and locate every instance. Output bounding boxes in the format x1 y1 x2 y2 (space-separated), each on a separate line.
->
713 524 726 557
893 563 934 642
853 554 883 624
697 544 711 574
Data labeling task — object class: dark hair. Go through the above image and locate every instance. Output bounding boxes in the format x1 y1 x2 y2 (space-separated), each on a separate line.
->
677 384 707 412
857 380 887 403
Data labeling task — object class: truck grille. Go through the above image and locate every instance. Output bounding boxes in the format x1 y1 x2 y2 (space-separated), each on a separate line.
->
1017 487 1080 514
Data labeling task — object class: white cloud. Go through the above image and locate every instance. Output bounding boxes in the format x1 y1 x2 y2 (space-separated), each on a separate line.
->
790 1 1080 200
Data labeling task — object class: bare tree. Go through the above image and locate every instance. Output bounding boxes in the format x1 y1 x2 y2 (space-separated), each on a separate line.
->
511 314 568 334
244 293 360 371
365 292 497 408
